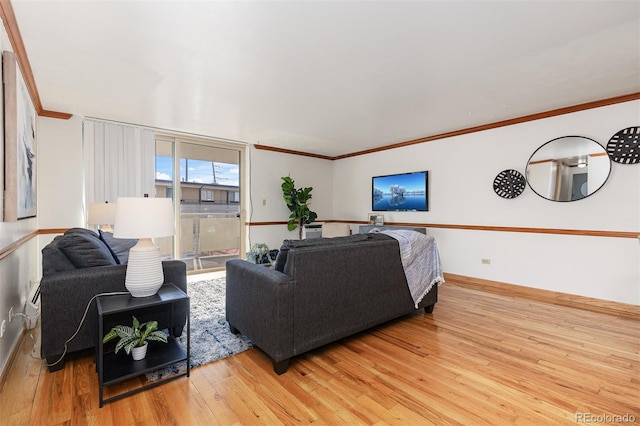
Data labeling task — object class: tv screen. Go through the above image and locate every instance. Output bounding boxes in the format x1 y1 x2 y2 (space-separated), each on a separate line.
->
372 171 428 211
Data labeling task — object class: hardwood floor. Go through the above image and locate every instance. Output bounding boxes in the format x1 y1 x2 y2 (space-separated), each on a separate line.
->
1 283 638 425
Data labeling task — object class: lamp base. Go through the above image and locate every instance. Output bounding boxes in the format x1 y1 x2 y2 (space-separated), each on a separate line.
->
125 238 164 297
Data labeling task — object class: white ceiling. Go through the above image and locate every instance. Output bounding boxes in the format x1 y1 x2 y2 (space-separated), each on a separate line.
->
11 0 640 157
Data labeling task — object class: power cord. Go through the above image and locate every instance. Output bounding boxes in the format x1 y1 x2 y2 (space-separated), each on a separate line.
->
46 291 129 368
12 313 39 359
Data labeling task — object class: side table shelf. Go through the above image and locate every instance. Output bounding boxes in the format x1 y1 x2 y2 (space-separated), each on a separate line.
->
97 283 190 407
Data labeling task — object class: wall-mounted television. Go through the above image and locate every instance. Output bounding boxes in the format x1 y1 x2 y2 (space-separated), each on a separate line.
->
372 171 429 211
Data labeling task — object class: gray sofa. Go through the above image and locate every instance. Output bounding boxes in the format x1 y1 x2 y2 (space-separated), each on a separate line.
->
225 232 439 374
40 228 187 372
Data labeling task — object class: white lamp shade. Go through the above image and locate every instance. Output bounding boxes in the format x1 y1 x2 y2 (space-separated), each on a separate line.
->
113 197 175 239
87 202 117 226
113 196 175 297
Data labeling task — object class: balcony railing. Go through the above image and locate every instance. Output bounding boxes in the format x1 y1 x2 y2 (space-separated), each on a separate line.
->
158 212 240 271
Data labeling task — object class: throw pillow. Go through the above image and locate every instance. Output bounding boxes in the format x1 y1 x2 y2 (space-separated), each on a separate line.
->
57 229 118 269
99 230 138 264
41 235 78 276
273 245 290 272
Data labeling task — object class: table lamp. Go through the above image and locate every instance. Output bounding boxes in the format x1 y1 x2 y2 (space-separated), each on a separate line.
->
87 201 117 232
113 196 175 297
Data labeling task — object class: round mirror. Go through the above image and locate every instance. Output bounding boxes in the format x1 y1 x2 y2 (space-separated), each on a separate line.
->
525 136 611 202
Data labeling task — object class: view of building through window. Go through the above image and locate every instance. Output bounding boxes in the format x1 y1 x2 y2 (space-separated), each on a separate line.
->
154 140 242 272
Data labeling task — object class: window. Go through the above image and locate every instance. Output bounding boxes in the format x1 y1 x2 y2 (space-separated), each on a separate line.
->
155 137 245 272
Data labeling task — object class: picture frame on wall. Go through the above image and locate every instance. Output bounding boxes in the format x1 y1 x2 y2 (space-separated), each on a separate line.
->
3 50 37 221
368 213 385 226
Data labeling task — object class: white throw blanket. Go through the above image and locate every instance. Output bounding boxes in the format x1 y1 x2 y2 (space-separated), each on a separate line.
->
381 230 445 308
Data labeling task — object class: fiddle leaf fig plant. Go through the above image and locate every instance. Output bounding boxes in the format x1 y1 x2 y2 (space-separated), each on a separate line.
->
281 175 318 239
103 316 168 355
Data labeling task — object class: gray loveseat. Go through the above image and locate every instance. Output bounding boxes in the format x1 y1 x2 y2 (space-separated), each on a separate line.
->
225 232 439 374
40 228 187 371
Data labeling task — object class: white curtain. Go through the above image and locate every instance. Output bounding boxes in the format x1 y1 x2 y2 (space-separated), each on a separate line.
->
83 119 156 207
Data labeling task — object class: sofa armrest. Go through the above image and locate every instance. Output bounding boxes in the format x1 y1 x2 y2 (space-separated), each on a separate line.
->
40 264 128 362
225 259 295 363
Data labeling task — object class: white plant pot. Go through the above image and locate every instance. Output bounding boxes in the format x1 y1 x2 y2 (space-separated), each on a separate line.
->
131 341 148 361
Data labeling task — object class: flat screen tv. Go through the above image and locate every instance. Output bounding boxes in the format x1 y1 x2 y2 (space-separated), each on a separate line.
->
372 171 428 211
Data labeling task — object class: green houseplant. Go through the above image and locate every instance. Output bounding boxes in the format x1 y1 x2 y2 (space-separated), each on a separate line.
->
281 175 318 239
247 242 271 264
103 316 168 360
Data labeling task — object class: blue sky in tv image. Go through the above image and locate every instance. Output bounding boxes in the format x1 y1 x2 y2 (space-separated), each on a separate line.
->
372 171 428 211
156 156 240 186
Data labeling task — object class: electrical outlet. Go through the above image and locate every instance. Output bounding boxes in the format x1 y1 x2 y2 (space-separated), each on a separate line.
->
481 258 491 265
8 307 14 322
0 320 6 338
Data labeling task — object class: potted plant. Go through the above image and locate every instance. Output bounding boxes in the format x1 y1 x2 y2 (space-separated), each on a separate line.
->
247 242 272 265
102 316 168 360
281 175 318 239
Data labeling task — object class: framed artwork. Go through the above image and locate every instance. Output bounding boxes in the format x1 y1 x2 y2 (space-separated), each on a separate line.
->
368 213 384 226
3 50 37 221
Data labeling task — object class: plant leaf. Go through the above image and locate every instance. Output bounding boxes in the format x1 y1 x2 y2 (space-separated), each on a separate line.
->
146 331 168 343
115 336 136 354
113 325 134 338
123 340 139 355
103 329 118 344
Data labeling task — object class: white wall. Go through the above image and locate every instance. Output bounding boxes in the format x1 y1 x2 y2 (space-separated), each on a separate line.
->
35 115 85 276
37 116 85 230
33 106 639 305
0 17 39 378
0 239 38 375
0 114 83 376
332 101 640 304
246 146 334 250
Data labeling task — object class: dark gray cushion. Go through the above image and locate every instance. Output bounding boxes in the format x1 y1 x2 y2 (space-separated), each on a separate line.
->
42 235 77 276
98 230 138 264
57 229 117 269
274 233 371 272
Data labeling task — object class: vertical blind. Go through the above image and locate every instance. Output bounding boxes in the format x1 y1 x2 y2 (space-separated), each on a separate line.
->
83 119 156 206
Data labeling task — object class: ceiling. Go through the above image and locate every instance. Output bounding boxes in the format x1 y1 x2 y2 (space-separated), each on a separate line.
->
11 0 640 157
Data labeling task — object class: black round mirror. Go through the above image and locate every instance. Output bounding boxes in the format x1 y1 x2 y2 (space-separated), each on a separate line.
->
526 136 611 202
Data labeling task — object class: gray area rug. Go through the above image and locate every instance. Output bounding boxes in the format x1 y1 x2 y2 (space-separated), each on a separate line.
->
146 276 253 381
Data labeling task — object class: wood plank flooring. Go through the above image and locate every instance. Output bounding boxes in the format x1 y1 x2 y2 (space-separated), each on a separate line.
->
1 283 638 425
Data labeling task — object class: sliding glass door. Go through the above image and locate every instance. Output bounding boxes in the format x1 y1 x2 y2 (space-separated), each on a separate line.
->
155 137 244 273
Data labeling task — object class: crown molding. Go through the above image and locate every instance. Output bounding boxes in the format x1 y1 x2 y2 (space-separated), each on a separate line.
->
253 144 334 160
0 0 72 120
257 92 640 160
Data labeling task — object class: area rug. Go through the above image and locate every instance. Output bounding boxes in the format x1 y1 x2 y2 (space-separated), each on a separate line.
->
146 276 253 381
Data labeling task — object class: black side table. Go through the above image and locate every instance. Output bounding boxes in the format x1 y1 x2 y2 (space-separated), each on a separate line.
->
96 283 190 407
